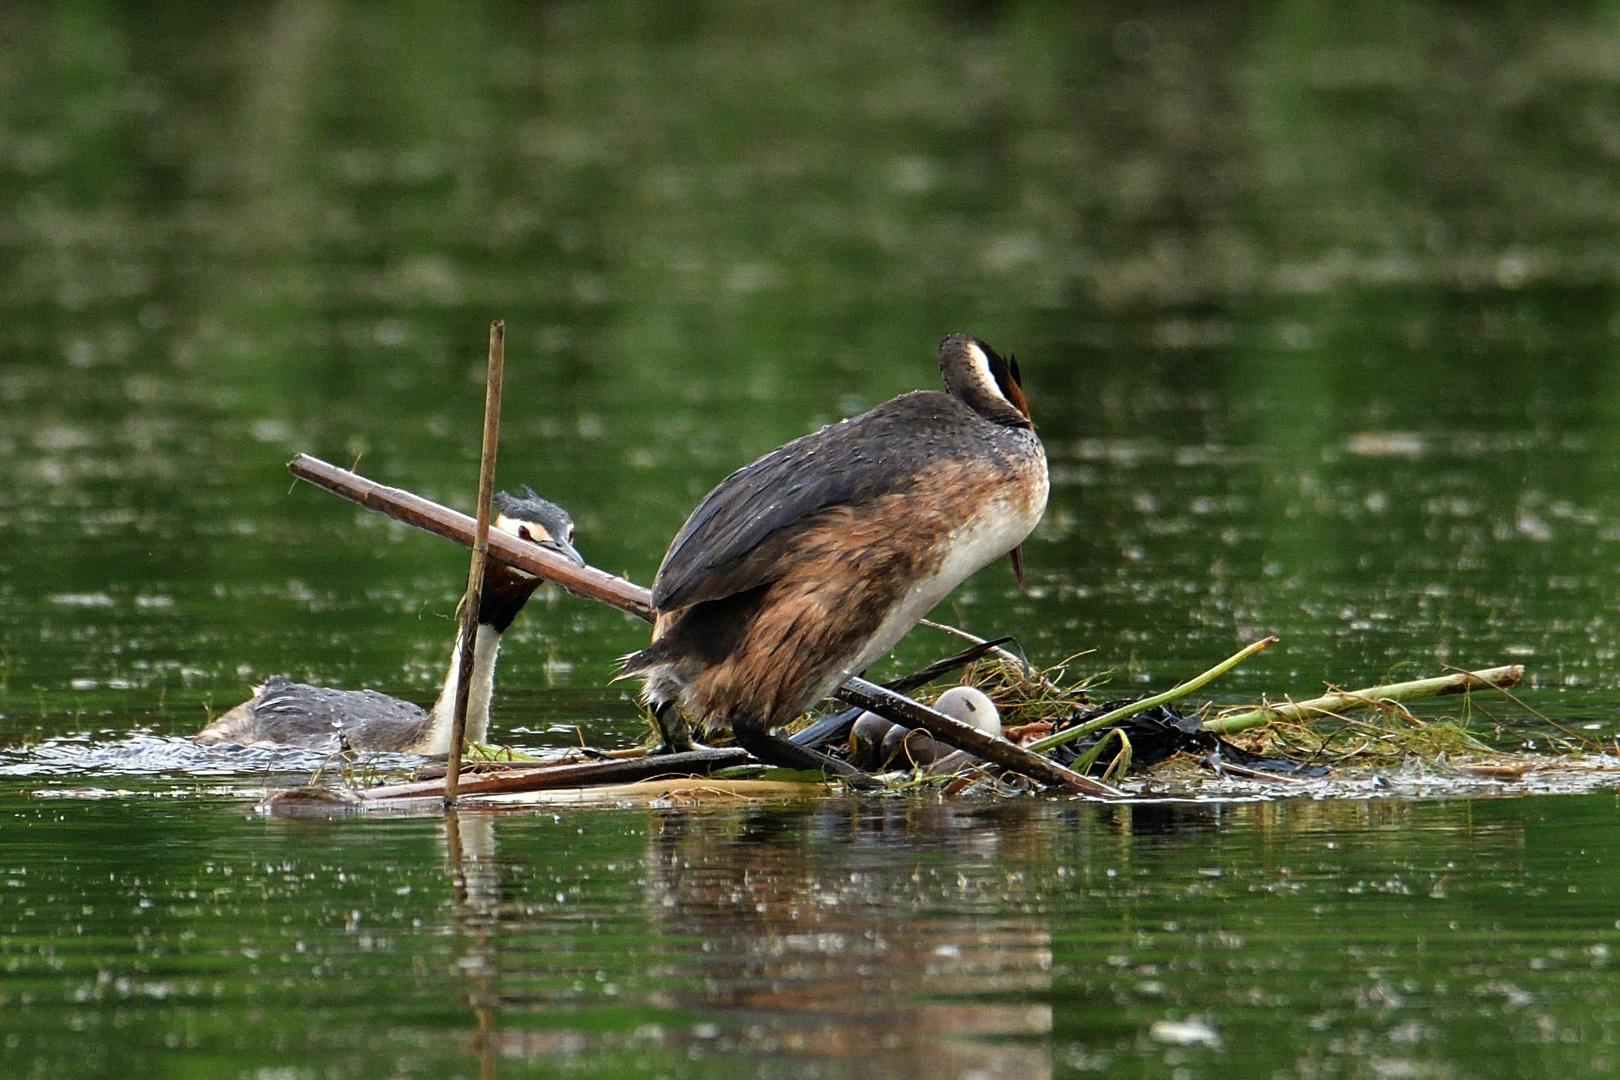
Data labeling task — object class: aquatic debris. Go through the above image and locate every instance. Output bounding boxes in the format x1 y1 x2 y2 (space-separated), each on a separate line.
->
354 747 751 802
478 777 830 809
1028 636 1277 753
258 785 362 816
1036 702 1327 781
1203 666 1525 736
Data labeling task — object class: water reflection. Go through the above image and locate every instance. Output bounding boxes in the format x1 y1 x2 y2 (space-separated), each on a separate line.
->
443 810 502 1080
643 805 1053 1077
436 803 1056 1077
415 795 1557 1077
5 786 1614 1078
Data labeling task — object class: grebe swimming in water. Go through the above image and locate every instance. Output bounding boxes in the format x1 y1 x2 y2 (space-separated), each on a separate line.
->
196 486 582 754
619 334 1048 775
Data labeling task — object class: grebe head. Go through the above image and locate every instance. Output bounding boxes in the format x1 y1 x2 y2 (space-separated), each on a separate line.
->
468 487 585 635
432 485 584 750
494 485 585 568
938 334 1041 587
938 333 1030 428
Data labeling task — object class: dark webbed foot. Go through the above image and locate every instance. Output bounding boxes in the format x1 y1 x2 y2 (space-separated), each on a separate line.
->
732 725 876 788
651 701 697 755
787 706 862 750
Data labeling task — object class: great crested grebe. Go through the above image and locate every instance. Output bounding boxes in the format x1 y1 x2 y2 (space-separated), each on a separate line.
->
619 333 1048 775
197 487 582 754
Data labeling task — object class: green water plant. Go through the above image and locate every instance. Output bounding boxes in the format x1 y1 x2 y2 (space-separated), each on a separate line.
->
1026 637 1278 754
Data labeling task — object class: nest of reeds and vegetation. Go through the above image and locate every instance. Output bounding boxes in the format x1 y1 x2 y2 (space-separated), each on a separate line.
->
849 636 1605 795
771 627 1575 793
313 636 1575 812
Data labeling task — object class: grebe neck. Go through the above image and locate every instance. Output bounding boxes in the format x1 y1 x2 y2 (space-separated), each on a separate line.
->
423 623 505 755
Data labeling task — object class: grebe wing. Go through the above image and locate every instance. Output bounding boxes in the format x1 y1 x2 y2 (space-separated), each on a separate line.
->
254 677 429 737
652 392 967 611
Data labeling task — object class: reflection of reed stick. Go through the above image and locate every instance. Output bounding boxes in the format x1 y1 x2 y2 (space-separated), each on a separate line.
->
443 809 497 1080
445 321 506 806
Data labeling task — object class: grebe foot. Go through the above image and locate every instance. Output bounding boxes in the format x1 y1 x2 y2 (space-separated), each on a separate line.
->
651 702 697 754
732 725 876 788
652 738 708 755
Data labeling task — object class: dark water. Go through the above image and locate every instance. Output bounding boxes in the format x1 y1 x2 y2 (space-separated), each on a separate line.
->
5 2 1620 1075
8 791 1620 1079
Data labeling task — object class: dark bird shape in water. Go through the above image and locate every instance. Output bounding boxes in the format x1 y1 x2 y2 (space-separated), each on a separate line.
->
619 334 1048 776
196 487 582 754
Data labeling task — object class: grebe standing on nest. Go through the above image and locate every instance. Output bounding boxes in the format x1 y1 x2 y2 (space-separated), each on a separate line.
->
197 487 582 754
619 333 1048 775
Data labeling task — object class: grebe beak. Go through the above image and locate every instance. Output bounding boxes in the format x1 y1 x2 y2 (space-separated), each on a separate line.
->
542 535 587 568
500 510 588 569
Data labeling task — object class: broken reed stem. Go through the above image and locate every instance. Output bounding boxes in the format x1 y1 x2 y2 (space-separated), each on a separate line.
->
917 618 1048 686
444 321 505 806
1026 636 1278 753
1201 664 1525 736
363 747 752 801
288 453 653 619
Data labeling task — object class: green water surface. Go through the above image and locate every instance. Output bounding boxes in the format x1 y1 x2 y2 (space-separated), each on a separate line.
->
5 2 1620 1076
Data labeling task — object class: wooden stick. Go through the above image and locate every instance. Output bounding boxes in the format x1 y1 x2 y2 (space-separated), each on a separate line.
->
788 637 1009 750
444 321 505 806
287 454 1116 796
1201 664 1525 735
288 453 654 620
361 748 752 801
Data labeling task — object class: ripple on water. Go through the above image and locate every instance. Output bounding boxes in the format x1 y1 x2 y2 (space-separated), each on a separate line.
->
0 732 428 780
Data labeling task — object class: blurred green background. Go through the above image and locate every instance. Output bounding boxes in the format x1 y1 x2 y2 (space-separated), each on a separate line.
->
4 0 1620 740
10 6 1620 1080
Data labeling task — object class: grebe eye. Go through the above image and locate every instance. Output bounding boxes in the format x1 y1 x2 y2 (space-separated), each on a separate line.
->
518 525 533 541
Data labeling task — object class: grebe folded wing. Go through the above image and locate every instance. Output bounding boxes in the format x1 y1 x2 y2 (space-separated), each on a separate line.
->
651 392 978 612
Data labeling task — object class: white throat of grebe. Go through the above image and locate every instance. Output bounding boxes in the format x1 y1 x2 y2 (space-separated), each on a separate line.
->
962 339 1003 401
419 489 584 755
422 621 505 753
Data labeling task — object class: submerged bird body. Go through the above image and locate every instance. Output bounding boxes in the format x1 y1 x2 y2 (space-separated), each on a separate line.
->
197 488 582 754
620 334 1048 773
